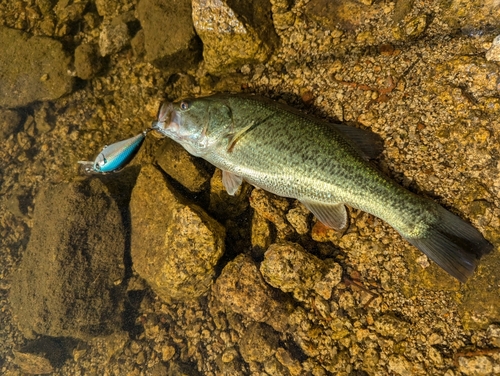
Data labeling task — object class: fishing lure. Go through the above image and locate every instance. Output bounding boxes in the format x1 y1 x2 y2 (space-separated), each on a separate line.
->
78 131 148 174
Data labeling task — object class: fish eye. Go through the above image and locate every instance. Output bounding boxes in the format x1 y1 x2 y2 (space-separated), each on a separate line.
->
180 101 189 110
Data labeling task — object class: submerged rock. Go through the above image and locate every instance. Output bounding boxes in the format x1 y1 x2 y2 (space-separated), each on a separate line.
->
130 165 225 301
192 0 279 74
137 0 201 71
213 254 292 332
260 242 343 302
305 0 377 31
239 322 279 363
10 179 125 339
0 26 73 108
74 43 102 80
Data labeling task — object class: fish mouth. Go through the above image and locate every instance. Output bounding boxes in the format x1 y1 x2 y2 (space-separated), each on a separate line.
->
151 102 181 137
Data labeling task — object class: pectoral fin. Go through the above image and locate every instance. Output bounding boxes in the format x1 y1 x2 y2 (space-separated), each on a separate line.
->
222 170 243 196
301 200 349 231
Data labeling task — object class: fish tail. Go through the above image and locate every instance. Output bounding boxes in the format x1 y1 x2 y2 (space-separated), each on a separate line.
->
403 204 493 282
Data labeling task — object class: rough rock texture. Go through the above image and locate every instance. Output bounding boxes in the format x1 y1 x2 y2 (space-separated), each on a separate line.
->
305 0 377 31
130 164 225 301
155 137 212 193
238 322 279 363
137 0 201 71
249 188 293 239
0 108 22 139
0 26 73 108
192 0 279 74
74 43 102 80
9 179 125 339
486 35 500 62
260 242 343 301
99 17 130 56
213 254 292 332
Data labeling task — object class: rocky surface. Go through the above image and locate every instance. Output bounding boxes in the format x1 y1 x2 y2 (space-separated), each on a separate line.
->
0 0 500 375
0 26 73 108
130 164 225 301
9 178 125 340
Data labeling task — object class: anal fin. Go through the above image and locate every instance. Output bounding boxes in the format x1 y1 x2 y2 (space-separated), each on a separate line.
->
222 170 243 196
301 200 349 231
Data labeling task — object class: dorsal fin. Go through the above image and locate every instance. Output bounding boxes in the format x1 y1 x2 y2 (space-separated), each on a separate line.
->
333 123 383 160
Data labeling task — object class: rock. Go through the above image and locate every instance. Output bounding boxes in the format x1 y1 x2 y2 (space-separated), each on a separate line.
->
442 0 500 32
13 337 67 374
95 0 119 17
285 202 310 235
486 35 500 62
387 355 413 376
155 137 212 193
74 43 102 80
137 0 201 71
209 168 251 219
213 254 292 332
239 322 279 363
0 26 73 108
458 355 493 376
192 0 279 74
392 15 428 41
251 211 272 252
10 179 125 339
249 189 293 239
270 0 295 30
99 17 130 56
275 347 303 376
0 108 22 138
487 324 500 347
260 242 342 302
373 314 410 342
13 351 54 374
130 164 225 301
54 0 88 24
304 0 377 31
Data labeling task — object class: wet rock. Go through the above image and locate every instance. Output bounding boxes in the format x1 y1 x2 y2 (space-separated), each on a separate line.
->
99 17 130 56
286 202 310 235
388 355 413 376
442 0 500 31
95 0 119 17
275 347 303 376
137 0 201 71
0 26 73 108
251 211 272 254
487 324 500 347
270 0 295 30
305 0 377 31
74 43 102 80
249 189 293 238
239 322 279 363
130 165 225 301
55 0 88 24
155 138 212 193
373 314 410 342
458 355 493 376
213 254 292 332
192 0 279 74
13 351 54 374
209 169 251 219
10 179 125 339
260 242 343 301
392 0 414 23
392 15 428 41
0 108 22 138
486 35 500 62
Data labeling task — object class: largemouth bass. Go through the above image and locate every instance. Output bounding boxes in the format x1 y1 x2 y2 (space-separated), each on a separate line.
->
152 94 492 282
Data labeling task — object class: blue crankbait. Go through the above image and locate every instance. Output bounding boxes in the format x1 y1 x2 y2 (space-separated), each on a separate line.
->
78 130 148 174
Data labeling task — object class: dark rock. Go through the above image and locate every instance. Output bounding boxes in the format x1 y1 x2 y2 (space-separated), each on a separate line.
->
13 351 54 374
13 337 69 374
9 178 126 339
0 108 22 138
192 0 279 74
130 165 225 301
209 168 251 219
137 0 201 71
213 254 292 332
74 43 102 80
239 322 279 363
155 138 212 193
0 26 73 108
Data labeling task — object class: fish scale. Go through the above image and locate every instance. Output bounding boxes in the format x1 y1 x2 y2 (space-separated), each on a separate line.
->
152 93 492 282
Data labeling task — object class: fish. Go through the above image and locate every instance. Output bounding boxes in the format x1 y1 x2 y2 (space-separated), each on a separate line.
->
78 131 147 174
152 94 493 282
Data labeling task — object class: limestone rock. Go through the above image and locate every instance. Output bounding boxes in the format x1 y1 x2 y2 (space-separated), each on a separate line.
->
192 0 279 74
74 43 102 80
137 0 201 71
239 322 279 363
249 189 293 239
130 165 225 301
0 26 73 108
10 179 125 339
260 242 343 302
99 17 130 56
213 254 292 332
155 137 212 193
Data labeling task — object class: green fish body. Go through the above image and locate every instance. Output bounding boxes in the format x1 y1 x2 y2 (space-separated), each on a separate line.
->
153 94 492 282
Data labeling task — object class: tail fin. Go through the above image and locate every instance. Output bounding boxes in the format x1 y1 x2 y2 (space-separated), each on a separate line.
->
403 205 493 283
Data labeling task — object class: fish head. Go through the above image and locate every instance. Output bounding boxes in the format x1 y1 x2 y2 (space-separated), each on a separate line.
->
152 97 232 157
